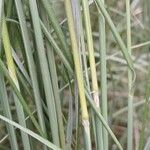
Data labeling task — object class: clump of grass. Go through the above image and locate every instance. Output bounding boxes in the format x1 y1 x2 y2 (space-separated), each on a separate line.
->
0 0 150 149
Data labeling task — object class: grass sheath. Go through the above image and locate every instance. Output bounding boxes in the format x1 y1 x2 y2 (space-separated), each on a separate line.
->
64 0 92 149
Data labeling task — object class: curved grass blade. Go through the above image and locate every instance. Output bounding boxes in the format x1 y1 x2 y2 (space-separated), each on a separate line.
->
94 0 134 72
0 114 61 150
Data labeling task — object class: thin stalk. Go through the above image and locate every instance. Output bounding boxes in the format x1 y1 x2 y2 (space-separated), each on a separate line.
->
64 0 91 149
81 0 103 149
126 0 133 149
28 0 60 146
41 8 65 147
14 0 47 141
98 0 108 148
2 17 31 150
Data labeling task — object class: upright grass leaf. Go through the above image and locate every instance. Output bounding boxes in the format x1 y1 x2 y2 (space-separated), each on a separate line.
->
14 0 47 142
81 0 104 149
98 0 108 148
64 0 92 149
40 8 65 147
126 0 134 149
2 17 31 150
28 0 60 146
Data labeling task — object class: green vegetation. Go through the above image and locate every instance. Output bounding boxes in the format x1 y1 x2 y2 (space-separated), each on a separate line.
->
0 0 150 149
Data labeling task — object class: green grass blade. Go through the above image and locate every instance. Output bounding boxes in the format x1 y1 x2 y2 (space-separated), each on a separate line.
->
40 9 65 147
40 21 73 74
2 17 31 150
28 0 60 146
95 0 134 71
41 0 72 65
98 0 108 148
0 114 61 150
14 0 47 140
126 0 134 149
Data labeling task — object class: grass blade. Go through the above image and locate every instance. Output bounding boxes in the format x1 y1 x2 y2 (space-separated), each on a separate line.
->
98 0 108 148
2 17 31 150
14 0 47 141
28 0 60 146
0 114 61 150
95 0 134 71
126 0 134 149
0 74 19 150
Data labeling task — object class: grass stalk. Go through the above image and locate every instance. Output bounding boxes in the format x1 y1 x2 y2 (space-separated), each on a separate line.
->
126 0 133 149
28 0 60 146
81 0 104 149
2 17 31 150
40 8 65 147
98 0 108 148
64 0 91 149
